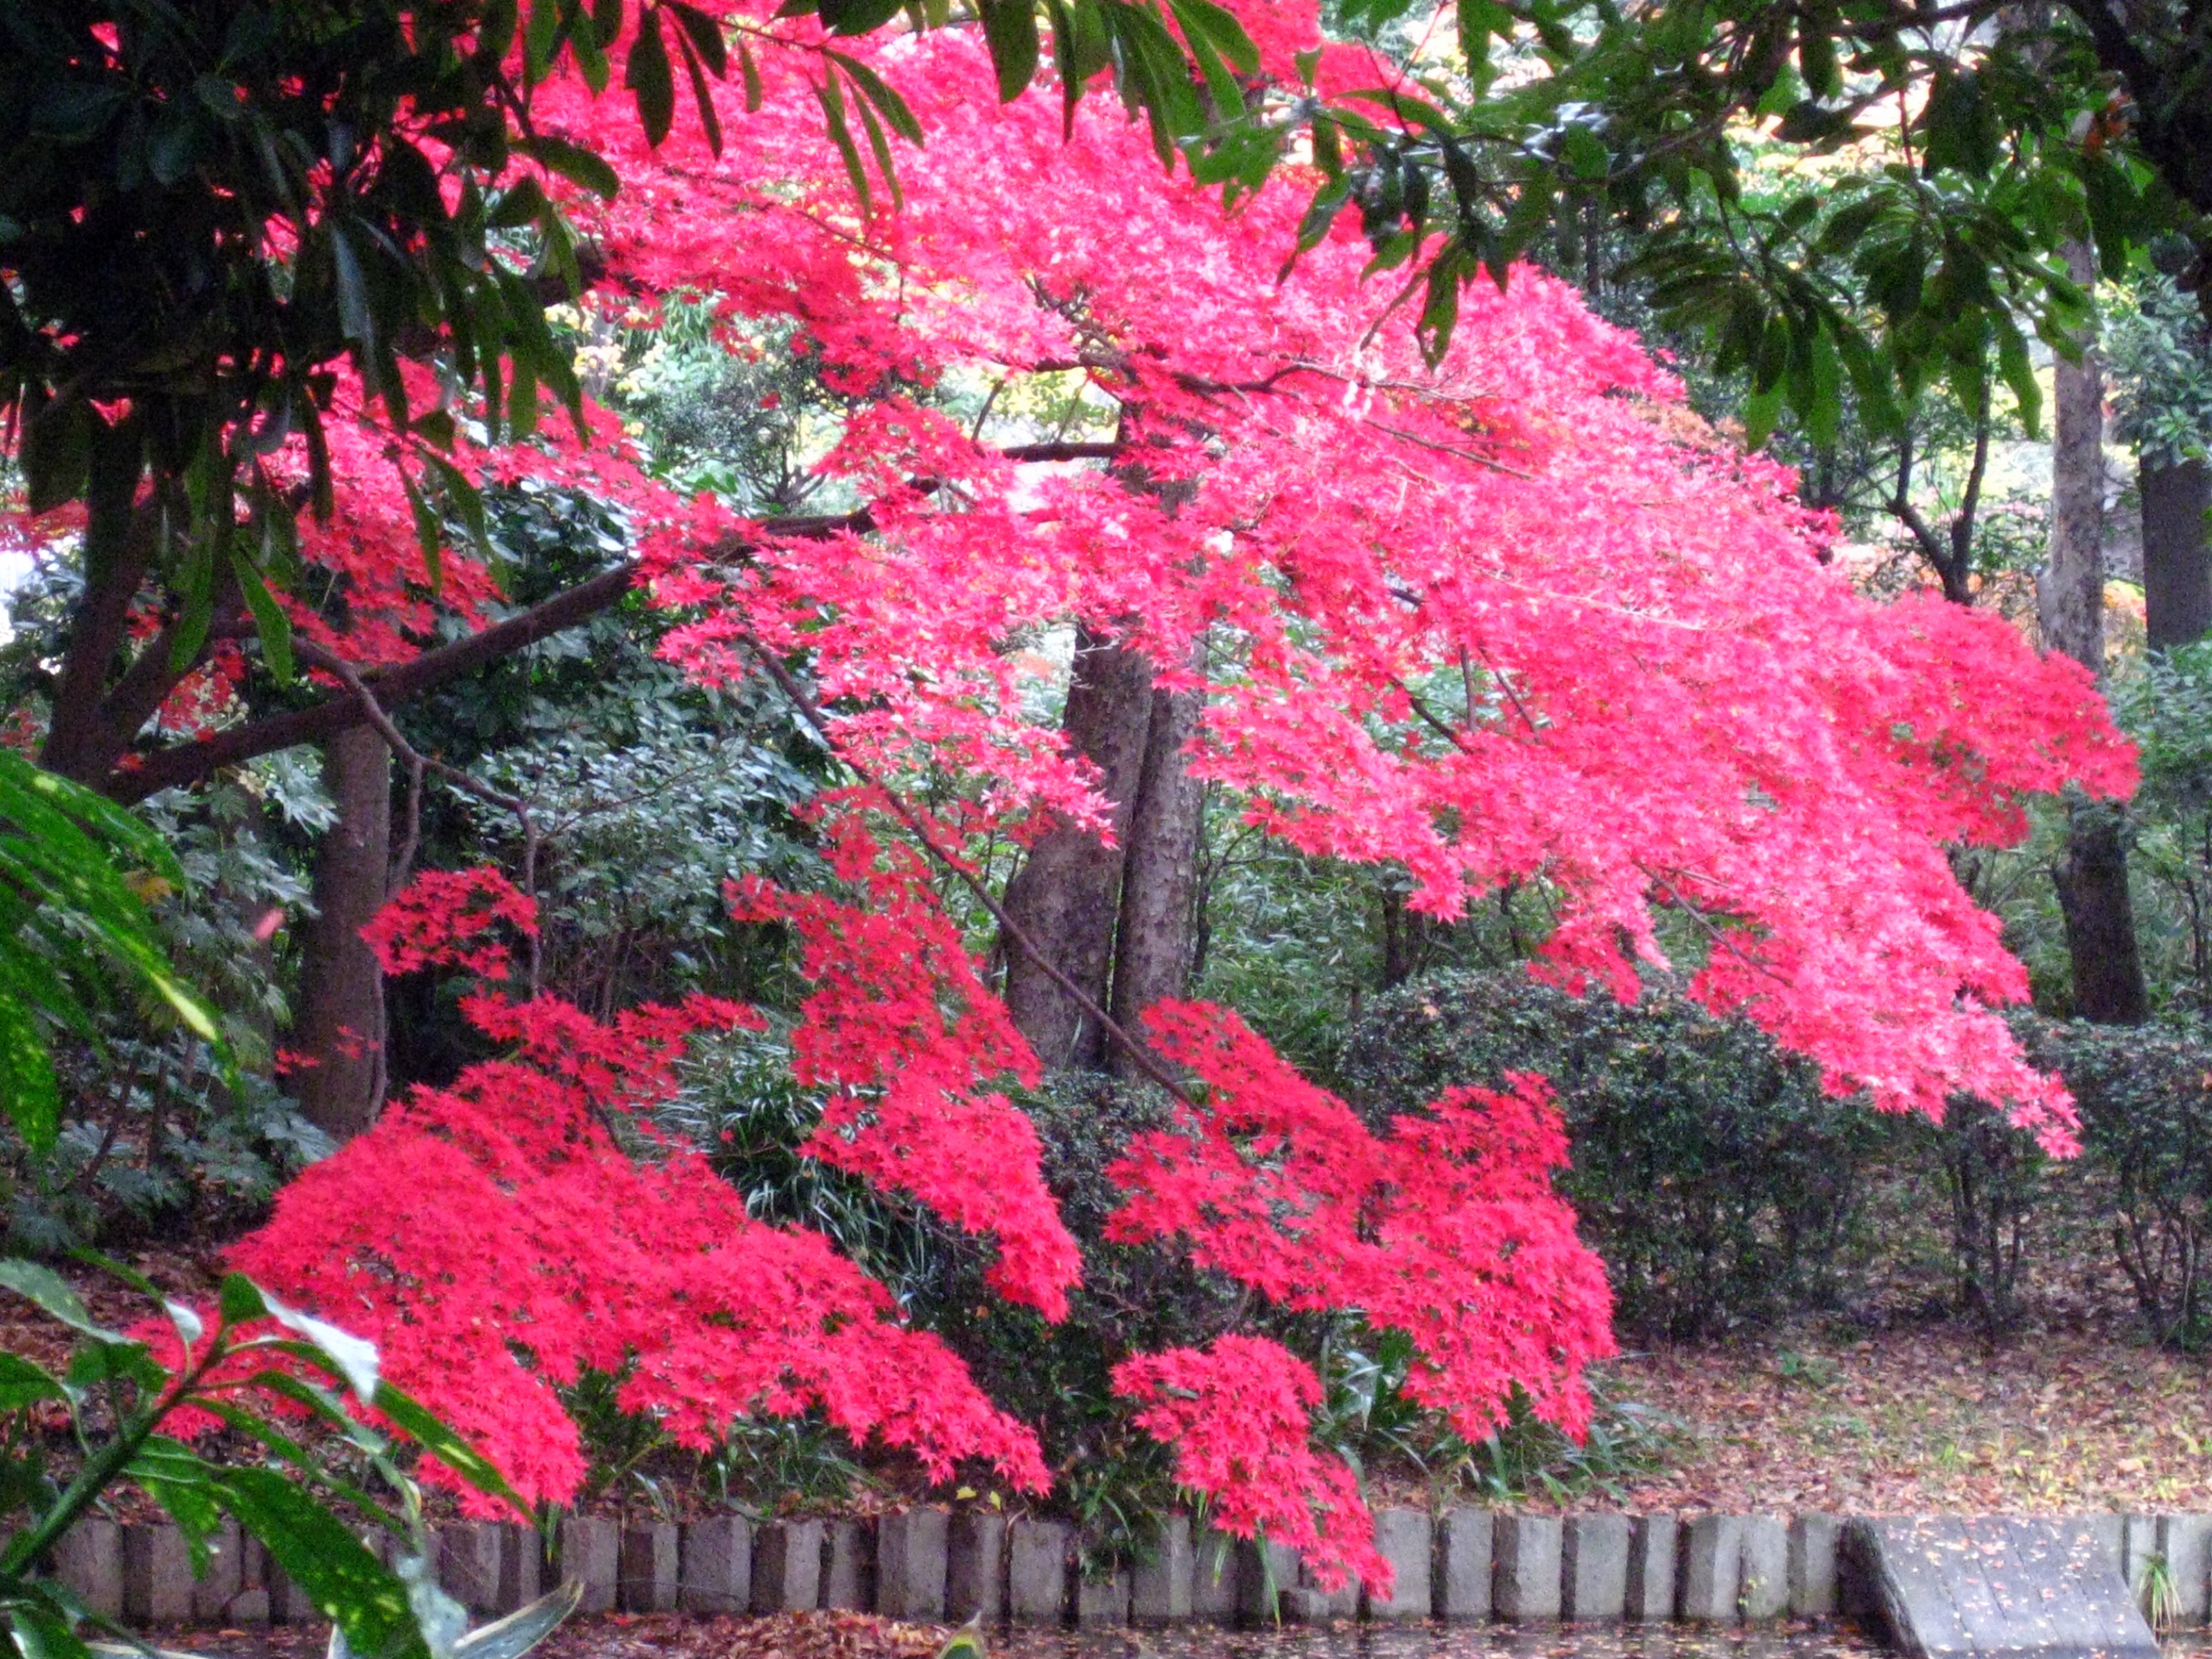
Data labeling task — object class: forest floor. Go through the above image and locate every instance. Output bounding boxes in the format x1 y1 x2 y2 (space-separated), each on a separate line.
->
1601 1326 2212 1515
1584 1158 2212 1517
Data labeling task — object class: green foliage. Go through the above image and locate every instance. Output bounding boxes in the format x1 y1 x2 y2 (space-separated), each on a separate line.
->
704 1414 870 1517
1455 1379 1682 1506
1 762 330 1255
558 1365 680 1515
1305 0 2206 447
466 697 818 1012
902 1074 1239 1568
1340 968 1891 1338
371 474 821 1086
2015 1013 2212 1350
0 751 232 1167
663 1023 938 1290
1308 1321 1678 1504
0 0 1248 610
2100 644 2212 1011
2108 269 2212 470
0 1257 577 1659
1191 831 1385 1079
599 299 859 518
2140 1549 2179 1632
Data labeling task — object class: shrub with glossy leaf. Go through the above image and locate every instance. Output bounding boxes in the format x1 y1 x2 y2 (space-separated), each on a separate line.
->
1340 968 1889 1338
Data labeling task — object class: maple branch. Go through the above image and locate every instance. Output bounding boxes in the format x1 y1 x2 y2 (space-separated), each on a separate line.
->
995 441 1123 463
1363 418 1540 481
108 432 1119 804
1396 677 1476 753
112 559 648 802
1638 862 1790 988
737 635 1200 1109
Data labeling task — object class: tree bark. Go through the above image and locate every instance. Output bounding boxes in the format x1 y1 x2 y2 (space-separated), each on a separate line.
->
2054 793 2150 1024
2029 249 2146 1022
1107 681 1206 1079
2033 241 2147 1024
2038 240 2108 669
2144 455 2212 650
293 725 393 1141
999 632 1154 1071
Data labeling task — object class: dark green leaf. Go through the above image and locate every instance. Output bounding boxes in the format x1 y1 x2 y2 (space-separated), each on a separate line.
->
330 223 374 348
666 1 730 75
814 73 872 216
1166 0 1257 74
847 84 904 210
525 0 564 80
1995 313 2041 435
979 0 1042 101
825 52 925 142
673 25 725 157
516 135 620 200
217 1273 268 1328
625 9 676 146
738 39 765 110
1797 18 1839 98
819 0 907 37
0 1351 67 1411
229 548 294 684
214 1466 422 1659
20 398 92 516
1742 379 1785 447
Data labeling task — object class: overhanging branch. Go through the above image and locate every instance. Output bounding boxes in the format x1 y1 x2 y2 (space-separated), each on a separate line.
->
111 560 646 802
104 437 1130 804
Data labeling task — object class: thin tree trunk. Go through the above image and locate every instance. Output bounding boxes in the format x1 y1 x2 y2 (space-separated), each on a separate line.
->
2144 455 2212 650
1107 681 1205 1079
2037 240 2147 1024
2039 241 2107 669
999 631 1154 1071
294 725 393 1141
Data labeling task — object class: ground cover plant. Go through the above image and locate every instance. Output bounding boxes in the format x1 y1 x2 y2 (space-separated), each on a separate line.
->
3 0 2204 1601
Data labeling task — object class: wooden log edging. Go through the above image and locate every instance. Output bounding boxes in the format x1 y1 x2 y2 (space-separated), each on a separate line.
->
35 1509 2196 1630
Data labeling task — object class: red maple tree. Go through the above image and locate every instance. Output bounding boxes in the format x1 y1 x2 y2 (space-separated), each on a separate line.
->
47 0 2134 1588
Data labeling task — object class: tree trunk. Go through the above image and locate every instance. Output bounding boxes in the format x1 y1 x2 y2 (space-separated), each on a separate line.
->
999 631 1154 1070
294 725 393 1141
2036 240 2148 1024
2144 455 2212 650
1107 682 1205 1079
2054 794 2149 1024
2038 240 2107 670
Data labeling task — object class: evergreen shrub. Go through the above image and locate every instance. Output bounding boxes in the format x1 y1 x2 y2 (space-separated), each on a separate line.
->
1340 969 1890 1338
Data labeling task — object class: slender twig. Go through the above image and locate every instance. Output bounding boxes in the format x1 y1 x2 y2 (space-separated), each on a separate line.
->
1638 862 1791 988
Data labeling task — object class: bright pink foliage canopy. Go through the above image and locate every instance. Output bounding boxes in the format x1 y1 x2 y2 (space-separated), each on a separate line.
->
63 0 2138 1588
